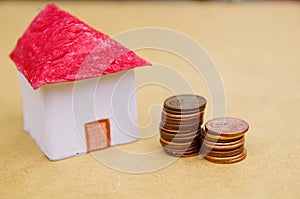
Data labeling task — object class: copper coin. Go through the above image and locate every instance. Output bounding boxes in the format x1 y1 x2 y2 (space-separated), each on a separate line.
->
162 108 204 118
200 146 244 158
161 132 200 143
163 142 200 152
161 134 199 143
160 137 199 147
203 141 243 151
202 136 244 150
200 133 242 143
160 130 199 138
204 149 247 164
163 148 200 158
168 143 201 151
163 107 204 115
205 117 249 136
201 129 244 141
160 126 201 135
163 144 200 153
161 117 203 126
160 129 200 138
160 121 200 132
160 140 200 151
162 110 204 120
200 145 244 156
161 114 203 125
202 136 244 145
164 94 207 112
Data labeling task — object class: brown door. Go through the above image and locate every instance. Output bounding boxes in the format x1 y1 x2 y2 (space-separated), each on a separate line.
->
85 119 111 152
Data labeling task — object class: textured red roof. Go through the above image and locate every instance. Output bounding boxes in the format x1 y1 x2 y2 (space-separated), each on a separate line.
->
10 4 151 89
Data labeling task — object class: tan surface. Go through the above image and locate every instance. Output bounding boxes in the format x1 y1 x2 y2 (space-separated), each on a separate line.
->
1 1 300 198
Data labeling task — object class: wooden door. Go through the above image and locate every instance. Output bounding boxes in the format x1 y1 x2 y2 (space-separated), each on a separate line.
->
85 119 111 152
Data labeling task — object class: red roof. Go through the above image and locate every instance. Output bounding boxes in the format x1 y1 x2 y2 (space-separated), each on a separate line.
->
10 4 151 89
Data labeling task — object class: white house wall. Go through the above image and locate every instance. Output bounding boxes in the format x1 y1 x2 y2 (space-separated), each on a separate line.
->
42 80 86 160
18 73 48 155
41 70 138 160
94 70 139 146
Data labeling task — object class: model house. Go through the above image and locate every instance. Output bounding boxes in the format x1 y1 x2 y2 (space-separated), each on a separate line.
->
9 4 151 160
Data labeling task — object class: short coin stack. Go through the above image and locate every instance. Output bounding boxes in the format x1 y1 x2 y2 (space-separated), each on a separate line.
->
159 94 207 157
201 117 249 164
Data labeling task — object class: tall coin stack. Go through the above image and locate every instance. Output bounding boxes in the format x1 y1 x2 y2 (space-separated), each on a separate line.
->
159 94 207 157
201 117 249 164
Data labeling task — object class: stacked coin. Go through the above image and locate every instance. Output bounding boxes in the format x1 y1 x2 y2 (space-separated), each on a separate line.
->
201 117 249 164
160 94 207 157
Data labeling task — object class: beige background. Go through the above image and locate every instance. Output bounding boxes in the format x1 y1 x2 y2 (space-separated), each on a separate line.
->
1 1 300 198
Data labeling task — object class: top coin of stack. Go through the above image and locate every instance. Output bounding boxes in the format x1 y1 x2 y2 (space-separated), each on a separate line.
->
160 94 207 157
201 117 249 164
